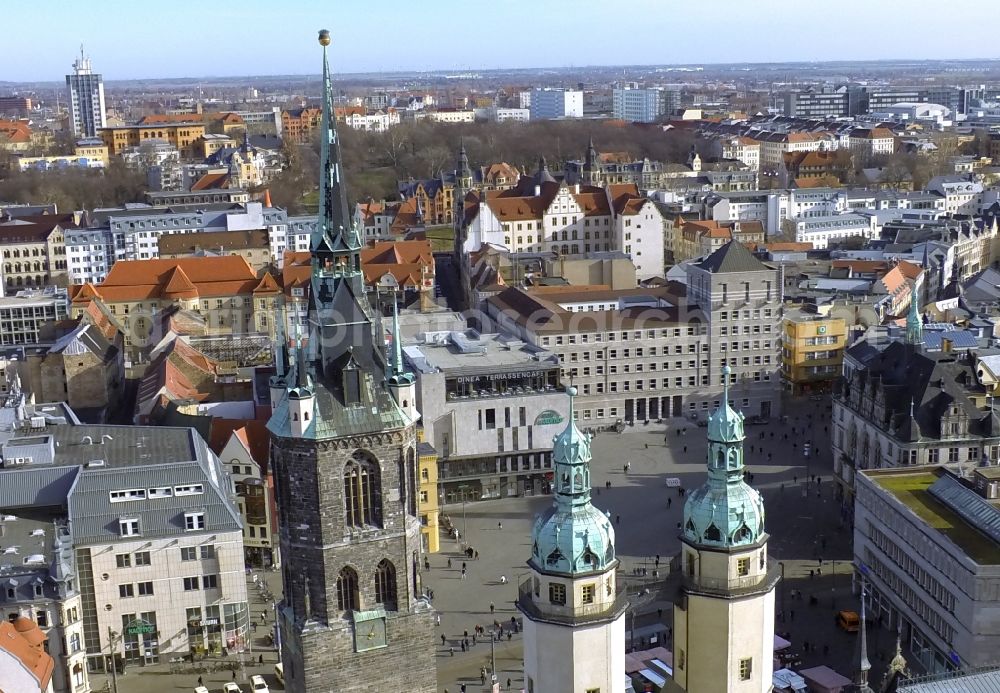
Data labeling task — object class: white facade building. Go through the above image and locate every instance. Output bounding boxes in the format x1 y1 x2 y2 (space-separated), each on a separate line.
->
490 107 531 123
613 86 665 123
792 213 875 249
530 89 584 120
66 49 106 138
855 467 1000 673
65 204 313 285
344 109 400 132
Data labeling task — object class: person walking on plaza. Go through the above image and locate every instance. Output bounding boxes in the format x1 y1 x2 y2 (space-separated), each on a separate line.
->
498 521 503 530
461 567 466 580
490 602 495 615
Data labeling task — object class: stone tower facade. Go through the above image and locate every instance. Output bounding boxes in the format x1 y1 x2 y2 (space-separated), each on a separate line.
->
671 366 778 692
519 387 627 693
453 141 473 311
266 29 435 693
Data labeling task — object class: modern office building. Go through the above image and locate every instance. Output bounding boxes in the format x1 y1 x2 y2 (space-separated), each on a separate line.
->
529 89 583 120
0 398 250 676
781 307 846 394
0 288 68 346
855 466 1000 673
66 48 106 138
404 329 567 503
613 85 679 123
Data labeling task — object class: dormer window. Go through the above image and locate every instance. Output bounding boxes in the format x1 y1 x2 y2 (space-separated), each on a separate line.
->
184 512 205 531
119 518 140 537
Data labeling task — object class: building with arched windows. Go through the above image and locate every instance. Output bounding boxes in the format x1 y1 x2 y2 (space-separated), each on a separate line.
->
265 30 435 693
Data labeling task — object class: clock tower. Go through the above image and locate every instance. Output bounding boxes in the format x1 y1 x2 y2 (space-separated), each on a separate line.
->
266 29 436 693
670 366 778 692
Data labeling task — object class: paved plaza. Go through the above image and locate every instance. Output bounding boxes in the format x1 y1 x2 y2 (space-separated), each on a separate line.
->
426 395 894 692
92 395 898 693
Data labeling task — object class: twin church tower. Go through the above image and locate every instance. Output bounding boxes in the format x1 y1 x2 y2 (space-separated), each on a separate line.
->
518 368 777 693
267 28 775 693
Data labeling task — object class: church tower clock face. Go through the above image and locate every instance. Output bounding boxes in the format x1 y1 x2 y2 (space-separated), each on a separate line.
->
354 614 387 652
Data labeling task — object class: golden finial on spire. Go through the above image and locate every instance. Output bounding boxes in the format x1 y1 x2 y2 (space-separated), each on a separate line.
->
318 29 331 46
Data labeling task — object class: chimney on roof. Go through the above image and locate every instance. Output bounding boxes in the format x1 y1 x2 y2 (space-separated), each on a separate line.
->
942 338 953 354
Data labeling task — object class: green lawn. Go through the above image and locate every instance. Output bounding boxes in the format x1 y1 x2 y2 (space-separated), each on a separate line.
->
424 225 454 252
875 471 999 564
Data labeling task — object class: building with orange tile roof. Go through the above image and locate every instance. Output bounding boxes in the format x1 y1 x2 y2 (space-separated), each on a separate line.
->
0 618 55 693
0 118 33 152
67 256 282 365
462 159 666 281
361 239 436 310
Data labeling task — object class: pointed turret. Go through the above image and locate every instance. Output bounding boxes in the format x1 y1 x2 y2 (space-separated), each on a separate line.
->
529 387 616 574
854 579 874 693
313 28 363 293
521 386 626 693
905 282 923 347
682 365 766 548
536 155 556 185
386 297 418 423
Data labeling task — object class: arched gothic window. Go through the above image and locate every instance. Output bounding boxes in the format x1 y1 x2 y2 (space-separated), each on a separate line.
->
344 451 382 528
374 559 397 610
336 566 359 612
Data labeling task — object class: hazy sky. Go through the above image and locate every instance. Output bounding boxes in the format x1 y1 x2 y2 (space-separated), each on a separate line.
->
3 0 998 81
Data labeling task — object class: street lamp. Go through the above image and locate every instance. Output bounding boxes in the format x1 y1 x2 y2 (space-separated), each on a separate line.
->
106 627 120 693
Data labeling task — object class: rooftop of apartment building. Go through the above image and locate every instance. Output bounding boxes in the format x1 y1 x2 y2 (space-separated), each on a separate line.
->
861 467 999 566
157 229 270 256
403 331 558 375
0 410 240 545
0 286 67 308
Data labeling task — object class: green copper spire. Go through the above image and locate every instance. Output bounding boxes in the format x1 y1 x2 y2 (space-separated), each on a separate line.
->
313 29 362 289
530 387 616 575
387 297 414 385
682 366 766 548
906 282 923 346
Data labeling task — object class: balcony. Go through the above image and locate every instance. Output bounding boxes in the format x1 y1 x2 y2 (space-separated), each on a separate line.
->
669 557 782 599
515 579 629 627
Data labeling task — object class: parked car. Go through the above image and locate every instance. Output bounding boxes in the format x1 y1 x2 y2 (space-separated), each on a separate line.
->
250 675 270 693
224 684 244 693
836 610 860 633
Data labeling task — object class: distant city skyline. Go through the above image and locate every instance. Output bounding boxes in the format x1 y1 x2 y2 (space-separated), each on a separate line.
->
2 0 1000 82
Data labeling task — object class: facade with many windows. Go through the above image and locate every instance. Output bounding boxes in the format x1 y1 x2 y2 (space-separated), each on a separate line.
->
0 405 249 675
832 336 1000 502
854 467 1000 673
405 330 568 502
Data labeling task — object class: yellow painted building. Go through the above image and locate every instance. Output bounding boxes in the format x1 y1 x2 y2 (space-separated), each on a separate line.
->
781 308 847 394
416 437 440 553
98 122 207 158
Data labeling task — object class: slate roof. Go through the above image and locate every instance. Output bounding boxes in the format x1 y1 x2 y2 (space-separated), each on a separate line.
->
696 240 769 273
0 423 240 546
842 341 996 442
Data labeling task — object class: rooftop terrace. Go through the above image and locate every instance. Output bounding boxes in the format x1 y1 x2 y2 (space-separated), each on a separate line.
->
868 469 1000 565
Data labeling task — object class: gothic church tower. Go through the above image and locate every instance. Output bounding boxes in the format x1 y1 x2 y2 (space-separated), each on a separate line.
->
267 29 436 693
